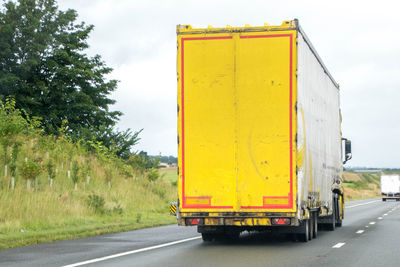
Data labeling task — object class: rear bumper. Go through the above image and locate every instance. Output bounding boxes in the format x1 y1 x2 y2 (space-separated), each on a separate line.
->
382 193 400 198
178 212 298 227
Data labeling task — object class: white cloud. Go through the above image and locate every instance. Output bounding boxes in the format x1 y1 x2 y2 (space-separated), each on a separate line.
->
59 0 400 167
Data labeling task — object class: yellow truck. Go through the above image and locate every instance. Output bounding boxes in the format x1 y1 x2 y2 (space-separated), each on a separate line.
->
172 19 352 242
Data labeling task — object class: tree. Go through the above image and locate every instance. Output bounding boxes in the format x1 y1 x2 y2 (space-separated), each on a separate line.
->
75 125 142 160
0 0 121 135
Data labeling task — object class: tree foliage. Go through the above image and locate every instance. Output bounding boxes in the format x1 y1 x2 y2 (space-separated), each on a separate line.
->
75 125 142 160
0 0 142 158
0 0 121 134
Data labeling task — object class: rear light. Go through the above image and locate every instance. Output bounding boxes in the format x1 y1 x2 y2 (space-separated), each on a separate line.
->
271 218 291 225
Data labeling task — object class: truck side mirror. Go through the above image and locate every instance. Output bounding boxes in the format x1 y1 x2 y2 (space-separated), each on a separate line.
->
342 139 352 164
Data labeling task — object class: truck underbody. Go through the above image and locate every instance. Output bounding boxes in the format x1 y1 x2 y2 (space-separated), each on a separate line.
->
173 193 344 242
382 193 400 201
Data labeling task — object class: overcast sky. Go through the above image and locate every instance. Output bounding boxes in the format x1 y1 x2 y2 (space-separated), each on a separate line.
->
58 0 400 168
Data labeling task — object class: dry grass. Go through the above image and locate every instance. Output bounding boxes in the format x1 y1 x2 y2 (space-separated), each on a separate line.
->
343 172 362 182
343 171 381 201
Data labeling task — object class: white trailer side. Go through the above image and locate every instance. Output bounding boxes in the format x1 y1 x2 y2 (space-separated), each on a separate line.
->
297 27 343 219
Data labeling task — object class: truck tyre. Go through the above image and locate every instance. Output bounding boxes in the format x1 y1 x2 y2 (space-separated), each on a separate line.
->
313 213 318 238
335 198 342 227
326 215 336 231
382 198 386 202
326 200 336 231
308 214 313 240
298 220 310 242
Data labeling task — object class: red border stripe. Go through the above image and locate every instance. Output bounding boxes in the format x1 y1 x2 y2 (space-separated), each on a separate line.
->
181 34 293 210
239 34 294 210
181 36 233 209
240 34 292 39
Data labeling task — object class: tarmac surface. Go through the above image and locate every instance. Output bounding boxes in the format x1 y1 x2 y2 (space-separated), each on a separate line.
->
1 198 399 267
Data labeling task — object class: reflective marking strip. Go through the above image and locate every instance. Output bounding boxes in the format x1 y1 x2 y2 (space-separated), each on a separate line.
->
170 205 177 214
345 200 380 209
369 221 376 225
332 242 346 248
356 230 364 234
378 217 383 220
61 236 202 267
383 213 388 216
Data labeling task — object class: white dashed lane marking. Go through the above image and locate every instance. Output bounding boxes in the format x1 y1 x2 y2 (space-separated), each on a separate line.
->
332 243 346 248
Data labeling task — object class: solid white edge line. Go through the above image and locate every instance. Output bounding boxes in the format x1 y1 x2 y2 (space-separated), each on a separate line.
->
345 200 380 209
356 230 364 234
61 236 202 267
332 242 346 248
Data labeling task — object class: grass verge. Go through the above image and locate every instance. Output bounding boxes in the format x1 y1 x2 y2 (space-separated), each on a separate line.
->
0 212 176 250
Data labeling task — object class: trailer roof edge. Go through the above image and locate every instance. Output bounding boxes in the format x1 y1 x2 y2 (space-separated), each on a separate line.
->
295 19 340 90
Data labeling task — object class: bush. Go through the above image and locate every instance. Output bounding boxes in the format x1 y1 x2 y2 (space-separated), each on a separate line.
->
0 97 40 166
21 159 42 181
86 194 106 214
147 168 159 182
47 159 56 180
136 213 142 223
71 160 80 184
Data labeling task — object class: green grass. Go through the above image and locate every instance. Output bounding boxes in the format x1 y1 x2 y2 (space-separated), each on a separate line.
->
160 167 178 185
0 212 176 249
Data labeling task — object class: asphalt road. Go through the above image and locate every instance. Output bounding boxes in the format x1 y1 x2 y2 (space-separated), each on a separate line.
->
1 198 399 267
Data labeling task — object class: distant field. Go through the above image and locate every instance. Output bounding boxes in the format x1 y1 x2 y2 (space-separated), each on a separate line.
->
343 171 381 200
159 167 178 184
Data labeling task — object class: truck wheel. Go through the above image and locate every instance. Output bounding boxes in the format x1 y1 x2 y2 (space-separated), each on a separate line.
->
326 213 336 231
382 198 386 202
298 220 309 242
308 215 313 240
313 213 318 238
335 198 342 227
201 233 214 242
